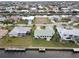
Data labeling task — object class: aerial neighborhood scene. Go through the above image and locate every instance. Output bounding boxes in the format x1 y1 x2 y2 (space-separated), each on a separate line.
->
0 1 79 55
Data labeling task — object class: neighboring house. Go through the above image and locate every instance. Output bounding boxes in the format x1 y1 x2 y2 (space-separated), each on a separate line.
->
34 26 55 41
70 15 79 22
61 15 71 18
0 28 8 39
10 15 22 22
0 16 6 22
48 15 61 22
6 6 16 13
9 27 32 37
35 15 48 18
21 10 29 13
71 9 79 12
56 25 79 42
52 6 59 12
48 5 59 12
38 5 43 9
30 7 37 12
22 16 34 25
61 7 70 13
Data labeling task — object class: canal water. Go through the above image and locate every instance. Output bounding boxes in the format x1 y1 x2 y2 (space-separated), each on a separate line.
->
0 50 79 58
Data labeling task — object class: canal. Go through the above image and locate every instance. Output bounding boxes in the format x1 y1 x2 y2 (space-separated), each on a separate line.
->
0 50 79 58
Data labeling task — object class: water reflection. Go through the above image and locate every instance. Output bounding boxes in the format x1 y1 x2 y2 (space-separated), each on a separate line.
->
0 50 79 58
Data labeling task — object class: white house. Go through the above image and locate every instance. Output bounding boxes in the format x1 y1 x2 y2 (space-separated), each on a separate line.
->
71 9 79 12
56 25 79 42
34 26 55 41
0 16 6 22
30 7 37 12
52 6 59 12
9 26 32 37
70 15 79 21
61 7 70 13
6 6 16 13
22 16 34 25
48 15 61 22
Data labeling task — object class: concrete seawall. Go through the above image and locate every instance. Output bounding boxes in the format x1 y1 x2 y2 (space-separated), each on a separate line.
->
0 47 78 52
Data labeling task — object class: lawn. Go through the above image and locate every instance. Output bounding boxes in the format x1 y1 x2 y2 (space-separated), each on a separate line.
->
0 35 79 48
0 35 32 48
32 38 79 48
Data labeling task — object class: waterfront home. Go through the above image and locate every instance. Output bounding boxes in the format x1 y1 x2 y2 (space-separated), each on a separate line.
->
22 16 34 25
6 6 16 13
71 9 79 12
48 5 59 12
52 6 59 12
61 7 70 13
35 15 48 18
10 15 22 23
30 7 37 12
48 15 61 22
9 26 32 37
70 15 79 22
21 10 29 13
0 28 8 39
61 15 71 18
56 25 79 42
34 26 55 41
0 16 6 22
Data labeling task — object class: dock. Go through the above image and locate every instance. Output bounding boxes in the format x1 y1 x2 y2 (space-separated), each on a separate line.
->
39 48 46 52
73 48 79 53
5 48 26 52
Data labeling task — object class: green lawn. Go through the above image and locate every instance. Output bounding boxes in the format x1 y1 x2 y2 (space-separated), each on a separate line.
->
32 39 79 48
0 35 79 48
0 35 32 48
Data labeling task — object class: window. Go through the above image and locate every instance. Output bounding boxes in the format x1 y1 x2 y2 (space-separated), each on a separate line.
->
69 35 73 37
43 36 44 37
64 34 66 36
66 37 71 39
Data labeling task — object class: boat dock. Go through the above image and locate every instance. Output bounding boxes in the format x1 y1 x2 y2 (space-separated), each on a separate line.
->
73 48 79 53
39 48 46 52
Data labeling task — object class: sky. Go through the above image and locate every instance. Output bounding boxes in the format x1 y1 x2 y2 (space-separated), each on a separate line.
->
0 0 78 1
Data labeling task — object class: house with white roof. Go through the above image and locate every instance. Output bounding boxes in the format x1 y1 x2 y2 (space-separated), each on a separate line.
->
71 9 79 12
22 16 34 25
48 15 61 22
0 16 6 22
61 7 70 13
30 7 37 12
34 26 55 41
56 25 79 42
9 27 32 37
70 15 79 21
6 6 16 13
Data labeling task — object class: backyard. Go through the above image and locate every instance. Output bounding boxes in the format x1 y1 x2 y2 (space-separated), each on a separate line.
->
34 17 51 24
